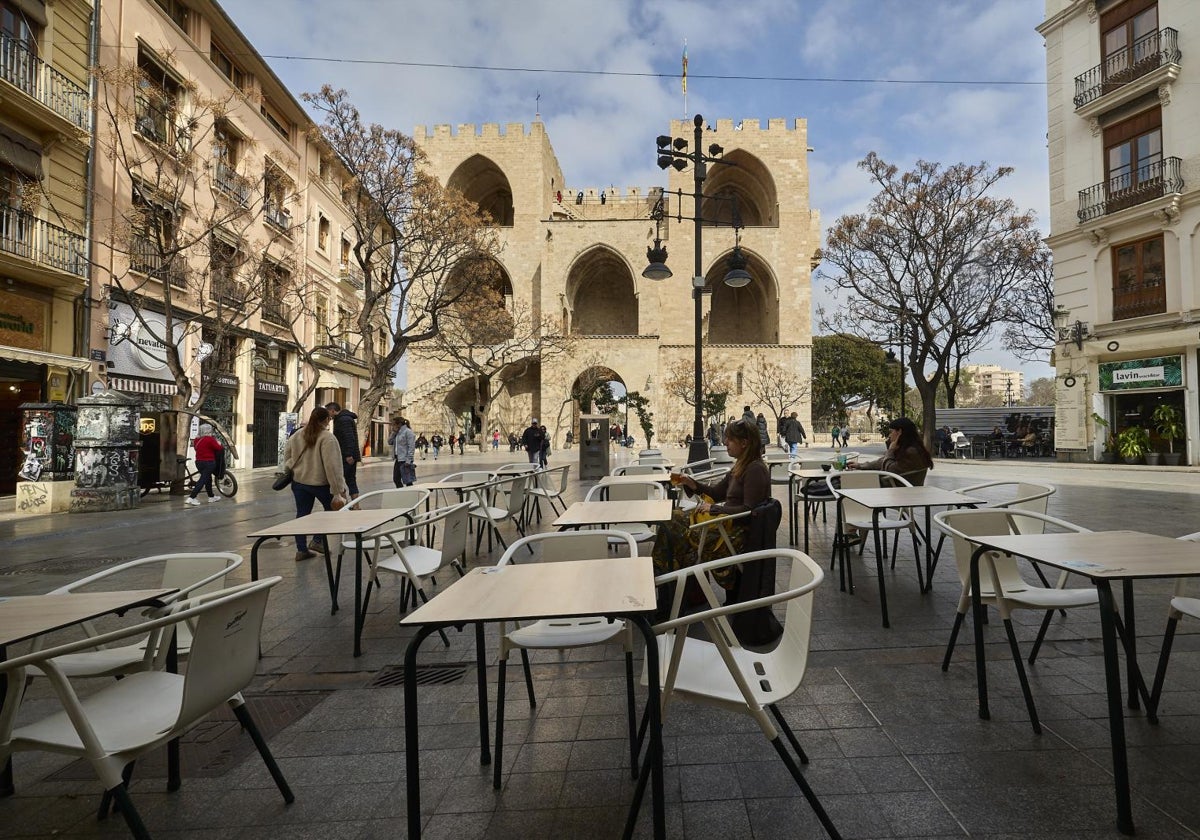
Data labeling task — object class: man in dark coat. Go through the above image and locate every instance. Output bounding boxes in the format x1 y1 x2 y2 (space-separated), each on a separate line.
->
325 402 361 498
782 411 807 456
521 418 545 464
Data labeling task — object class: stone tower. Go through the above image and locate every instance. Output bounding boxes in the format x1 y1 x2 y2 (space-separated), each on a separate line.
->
406 117 820 446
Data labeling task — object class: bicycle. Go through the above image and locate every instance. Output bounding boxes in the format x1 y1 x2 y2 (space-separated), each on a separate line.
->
184 457 238 498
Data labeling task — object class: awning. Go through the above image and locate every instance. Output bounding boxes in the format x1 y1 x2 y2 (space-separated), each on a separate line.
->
108 376 178 396
0 345 91 371
0 127 43 179
316 369 352 390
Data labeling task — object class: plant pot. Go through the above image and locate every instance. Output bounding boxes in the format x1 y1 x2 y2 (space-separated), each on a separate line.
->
1122 456 1142 465
1144 453 1163 466
1163 453 1183 466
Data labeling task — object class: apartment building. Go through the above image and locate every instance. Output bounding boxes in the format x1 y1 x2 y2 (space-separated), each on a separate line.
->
89 0 377 468
0 0 93 495
1040 0 1198 461
963 364 1024 404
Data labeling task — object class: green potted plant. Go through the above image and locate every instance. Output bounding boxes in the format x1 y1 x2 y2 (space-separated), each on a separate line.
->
1152 404 1185 466
1115 425 1151 465
1092 413 1117 464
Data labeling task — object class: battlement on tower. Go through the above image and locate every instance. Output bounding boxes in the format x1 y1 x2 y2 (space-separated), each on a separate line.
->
669 117 806 138
414 122 548 140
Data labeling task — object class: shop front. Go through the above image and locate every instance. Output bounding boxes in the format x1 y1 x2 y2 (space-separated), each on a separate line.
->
252 379 288 467
1098 355 1188 464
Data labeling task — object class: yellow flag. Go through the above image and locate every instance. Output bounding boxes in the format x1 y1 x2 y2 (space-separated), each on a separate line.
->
682 43 688 94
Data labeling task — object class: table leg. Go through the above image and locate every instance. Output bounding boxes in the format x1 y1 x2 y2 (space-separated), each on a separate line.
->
250 536 267 581
353 538 364 657
970 544 990 721
1096 580 1135 835
1 643 11 797
787 479 796 546
322 532 340 615
475 622 492 765
1123 582 1138 711
166 633 181 792
873 509 889 628
404 624 441 840
623 615 665 840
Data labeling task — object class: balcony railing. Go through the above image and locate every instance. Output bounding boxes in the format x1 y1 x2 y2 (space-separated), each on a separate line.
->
262 298 290 325
338 262 364 290
1112 279 1166 322
0 204 87 277
214 161 250 205
1074 28 1180 108
0 34 89 129
264 203 292 232
129 235 186 287
1077 156 1183 222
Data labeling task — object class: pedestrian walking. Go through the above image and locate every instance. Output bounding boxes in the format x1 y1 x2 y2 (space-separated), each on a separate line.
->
389 416 417 487
755 413 770 449
539 424 550 467
492 430 500 450
325 402 361 500
185 423 223 506
841 426 851 448
831 425 841 449
521 418 545 464
431 433 442 459
782 412 807 457
458 434 465 454
284 407 349 562
416 433 428 459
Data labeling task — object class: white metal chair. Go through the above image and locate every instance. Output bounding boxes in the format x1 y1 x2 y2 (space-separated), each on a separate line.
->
0 578 292 839
1149 531 1200 716
933 508 1098 733
470 474 532 554
790 464 834 553
633 456 669 466
643 549 840 839
491 530 640 789
336 487 431 568
611 464 669 477
584 480 665 546
526 463 571 520
933 480 1058 583
29 553 243 679
827 470 921 584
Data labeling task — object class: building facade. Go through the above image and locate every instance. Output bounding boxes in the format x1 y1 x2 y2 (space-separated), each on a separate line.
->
88 0 376 471
1040 0 1198 461
963 364 1025 403
0 0 93 495
405 118 820 447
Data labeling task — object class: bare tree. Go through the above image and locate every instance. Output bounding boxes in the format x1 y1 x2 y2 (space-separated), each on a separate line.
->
94 61 303 413
1001 246 1056 363
661 359 733 430
742 354 810 430
820 153 1044 447
412 279 574 440
303 86 501 443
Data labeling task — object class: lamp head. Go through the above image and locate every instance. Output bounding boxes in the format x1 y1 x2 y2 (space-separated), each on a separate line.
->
266 338 280 360
723 244 751 288
643 239 672 281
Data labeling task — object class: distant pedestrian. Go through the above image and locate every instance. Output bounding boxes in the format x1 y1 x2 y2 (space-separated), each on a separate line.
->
521 418 545 465
755 413 770 449
841 427 850 447
458 434 465 454
416 433 428 459
782 412 806 457
325 402 361 500
185 423 223 506
430 433 442 459
492 430 500 450
448 433 457 454
539 424 550 467
389 417 416 487
831 425 841 449
741 405 756 427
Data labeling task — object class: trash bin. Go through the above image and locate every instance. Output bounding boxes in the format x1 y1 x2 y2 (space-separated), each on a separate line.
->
578 414 611 480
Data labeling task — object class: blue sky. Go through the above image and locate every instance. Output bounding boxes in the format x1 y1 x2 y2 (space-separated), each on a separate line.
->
223 0 1054 389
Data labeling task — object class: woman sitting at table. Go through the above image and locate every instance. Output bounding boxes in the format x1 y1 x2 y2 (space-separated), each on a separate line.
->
851 417 934 485
651 418 769 589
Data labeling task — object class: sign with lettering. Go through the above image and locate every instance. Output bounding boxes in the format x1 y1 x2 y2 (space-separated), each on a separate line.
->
140 416 156 434
0 288 47 350
106 303 182 382
255 380 287 396
1098 355 1183 391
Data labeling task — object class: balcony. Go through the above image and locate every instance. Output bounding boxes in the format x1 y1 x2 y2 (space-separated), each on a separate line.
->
0 33 89 132
1112 277 1165 322
0 204 86 278
214 161 250 205
264 203 292 233
1077 157 1183 222
1074 28 1181 115
129 236 186 287
338 262 364 290
261 298 290 325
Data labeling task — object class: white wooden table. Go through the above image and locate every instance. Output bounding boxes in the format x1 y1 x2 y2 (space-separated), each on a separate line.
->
552 499 674 530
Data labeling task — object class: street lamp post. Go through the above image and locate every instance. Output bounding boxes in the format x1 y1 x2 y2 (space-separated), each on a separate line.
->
644 114 751 466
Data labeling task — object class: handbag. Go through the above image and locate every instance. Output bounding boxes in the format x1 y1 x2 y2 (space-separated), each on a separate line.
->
273 440 313 491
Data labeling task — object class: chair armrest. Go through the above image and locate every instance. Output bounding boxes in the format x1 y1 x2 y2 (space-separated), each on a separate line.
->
686 509 751 532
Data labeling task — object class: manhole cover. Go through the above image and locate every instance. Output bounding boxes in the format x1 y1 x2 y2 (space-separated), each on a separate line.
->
47 690 328 780
369 664 469 688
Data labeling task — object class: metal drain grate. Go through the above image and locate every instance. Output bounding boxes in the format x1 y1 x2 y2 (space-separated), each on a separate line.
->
369 663 469 688
1 556 133 577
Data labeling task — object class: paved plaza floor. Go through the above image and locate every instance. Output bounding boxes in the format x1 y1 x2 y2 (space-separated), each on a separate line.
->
1 444 1198 839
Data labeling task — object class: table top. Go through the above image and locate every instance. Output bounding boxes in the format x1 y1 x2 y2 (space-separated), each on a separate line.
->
599 474 672 486
248 508 411 539
974 531 1200 580
837 486 978 509
553 500 674 529
401 557 656 625
413 478 493 492
789 468 833 481
0 588 176 648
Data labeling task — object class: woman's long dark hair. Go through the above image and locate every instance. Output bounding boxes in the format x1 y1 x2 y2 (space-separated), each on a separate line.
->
302 406 331 448
725 417 763 477
889 417 934 469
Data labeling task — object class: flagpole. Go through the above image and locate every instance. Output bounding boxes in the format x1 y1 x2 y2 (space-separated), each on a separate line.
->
682 38 688 117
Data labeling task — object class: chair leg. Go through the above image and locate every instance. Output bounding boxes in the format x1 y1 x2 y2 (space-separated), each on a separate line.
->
98 762 135 819
232 701 295 804
494 656 508 790
1002 618 1041 734
109 783 151 840
1149 616 1179 717
769 736 842 840
768 704 809 764
943 611 965 671
1028 610 1054 665
519 649 536 708
625 650 639 780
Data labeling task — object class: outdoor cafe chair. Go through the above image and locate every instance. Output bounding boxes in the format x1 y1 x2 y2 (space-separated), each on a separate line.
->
584 480 665 547
0 578 292 840
827 470 921 571
1149 530 1200 716
491 530 640 790
336 488 431 569
933 508 1097 733
526 463 571 520
470 474 532 555
641 548 841 840
28 552 243 680
611 464 669 477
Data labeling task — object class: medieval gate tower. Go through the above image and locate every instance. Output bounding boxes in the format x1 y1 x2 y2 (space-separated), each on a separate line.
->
405 117 820 447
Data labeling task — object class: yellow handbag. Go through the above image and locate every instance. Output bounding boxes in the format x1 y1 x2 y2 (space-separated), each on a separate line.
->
689 494 717 525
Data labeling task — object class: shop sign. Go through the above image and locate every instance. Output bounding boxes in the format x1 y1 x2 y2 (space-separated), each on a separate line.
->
255 380 287 396
1099 355 1183 391
0 288 47 351
106 303 182 382
140 416 156 434
214 373 239 388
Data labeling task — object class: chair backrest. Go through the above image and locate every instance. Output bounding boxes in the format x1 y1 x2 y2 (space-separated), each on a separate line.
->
173 578 279 731
497 529 639 566
634 456 669 466
769 461 794 483
498 474 530 514
958 481 1055 534
586 481 664 502
53 552 242 600
933 508 1090 597
536 463 571 494
392 502 473 570
495 463 539 474
441 471 492 484
347 487 430 512
827 470 911 522
619 464 668 476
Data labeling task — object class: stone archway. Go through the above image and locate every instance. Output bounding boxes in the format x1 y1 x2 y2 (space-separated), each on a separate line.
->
446 154 514 226
564 246 639 336
700 150 779 228
704 249 779 344
554 364 626 449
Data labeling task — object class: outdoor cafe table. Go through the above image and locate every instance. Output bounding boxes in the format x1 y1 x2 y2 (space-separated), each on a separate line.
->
787 467 833 551
963 530 1200 835
247 509 414 657
598 473 672 487
834 486 979 627
399 557 665 839
552 499 674 530
0 588 176 796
